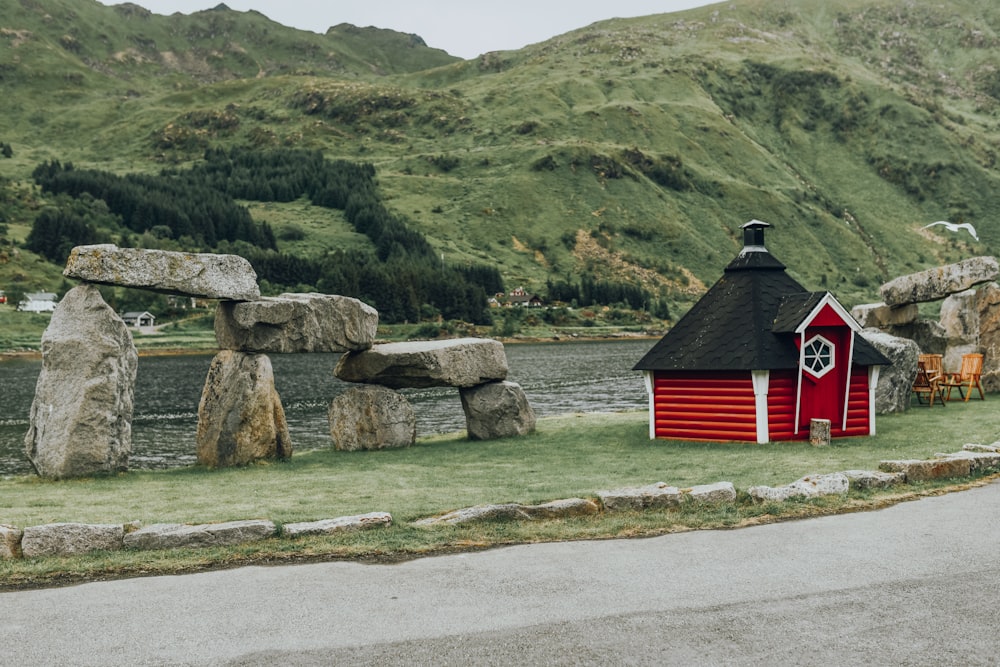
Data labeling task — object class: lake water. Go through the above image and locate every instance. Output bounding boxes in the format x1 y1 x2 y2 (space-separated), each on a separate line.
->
0 339 652 476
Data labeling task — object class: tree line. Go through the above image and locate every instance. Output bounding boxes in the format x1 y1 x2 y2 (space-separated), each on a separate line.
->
190 147 501 322
25 148 663 324
31 160 276 253
546 276 670 319
26 148 502 323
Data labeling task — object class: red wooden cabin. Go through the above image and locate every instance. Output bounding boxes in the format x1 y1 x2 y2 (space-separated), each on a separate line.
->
633 220 890 443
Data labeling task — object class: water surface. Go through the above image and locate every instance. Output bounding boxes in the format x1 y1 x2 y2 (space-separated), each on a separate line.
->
0 339 651 476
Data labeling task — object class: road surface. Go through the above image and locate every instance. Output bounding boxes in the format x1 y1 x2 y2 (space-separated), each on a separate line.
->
4 482 1000 665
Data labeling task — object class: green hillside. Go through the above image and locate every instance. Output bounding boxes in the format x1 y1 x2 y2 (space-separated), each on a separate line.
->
2 0 999 321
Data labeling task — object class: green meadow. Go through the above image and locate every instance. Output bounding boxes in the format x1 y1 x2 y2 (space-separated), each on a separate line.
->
2 400 996 589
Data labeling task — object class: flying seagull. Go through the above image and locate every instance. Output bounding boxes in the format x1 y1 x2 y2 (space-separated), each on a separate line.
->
923 220 979 242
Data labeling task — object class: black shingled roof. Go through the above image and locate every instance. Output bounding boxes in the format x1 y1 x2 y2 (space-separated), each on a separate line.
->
633 226 890 372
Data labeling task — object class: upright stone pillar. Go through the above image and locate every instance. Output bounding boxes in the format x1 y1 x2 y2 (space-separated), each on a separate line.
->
977 282 1000 391
24 284 137 479
196 350 292 467
940 289 980 372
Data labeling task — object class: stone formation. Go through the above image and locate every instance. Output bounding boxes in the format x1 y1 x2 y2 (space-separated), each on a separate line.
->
852 255 1000 398
24 244 535 478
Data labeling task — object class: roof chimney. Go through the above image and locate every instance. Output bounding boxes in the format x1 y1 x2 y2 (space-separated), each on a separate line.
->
741 219 770 251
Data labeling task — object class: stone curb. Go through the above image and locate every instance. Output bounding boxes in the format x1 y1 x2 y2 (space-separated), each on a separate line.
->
123 520 278 551
1 513 393 560
413 498 599 526
5 444 1000 559
284 512 393 537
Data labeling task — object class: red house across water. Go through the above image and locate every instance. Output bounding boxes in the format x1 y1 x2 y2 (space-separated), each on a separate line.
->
633 220 890 443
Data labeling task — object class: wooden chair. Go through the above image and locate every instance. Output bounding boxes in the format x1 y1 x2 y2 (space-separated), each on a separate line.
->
912 360 946 407
918 354 944 383
941 353 985 401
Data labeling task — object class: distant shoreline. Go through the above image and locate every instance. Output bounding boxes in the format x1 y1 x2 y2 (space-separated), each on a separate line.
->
0 330 664 362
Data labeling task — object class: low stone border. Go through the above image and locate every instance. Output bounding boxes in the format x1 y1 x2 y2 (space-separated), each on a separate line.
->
284 512 393 537
0 512 392 560
413 499 599 526
123 520 278 551
21 522 126 558
3 443 999 559
597 481 737 510
749 473 850 502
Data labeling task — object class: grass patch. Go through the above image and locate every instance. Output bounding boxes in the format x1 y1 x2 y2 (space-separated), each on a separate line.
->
0 307 52 351
1 401 997 589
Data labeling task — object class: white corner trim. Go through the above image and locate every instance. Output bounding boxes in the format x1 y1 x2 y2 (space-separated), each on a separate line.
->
794 331 805 435
751 370 770 444
868 365 881 435
644 371 654 440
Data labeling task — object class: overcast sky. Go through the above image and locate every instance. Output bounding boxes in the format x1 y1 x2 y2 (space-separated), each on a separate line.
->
97 1 719 59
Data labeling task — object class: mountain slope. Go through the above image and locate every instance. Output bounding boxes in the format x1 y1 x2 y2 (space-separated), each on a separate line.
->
2 0 1000 315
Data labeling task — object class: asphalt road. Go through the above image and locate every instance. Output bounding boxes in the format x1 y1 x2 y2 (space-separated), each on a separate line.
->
4 482 1000 666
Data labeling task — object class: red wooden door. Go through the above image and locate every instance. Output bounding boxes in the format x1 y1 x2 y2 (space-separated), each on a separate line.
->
798 327 850 430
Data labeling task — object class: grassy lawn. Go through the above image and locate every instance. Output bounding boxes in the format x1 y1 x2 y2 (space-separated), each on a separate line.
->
1 399 997 588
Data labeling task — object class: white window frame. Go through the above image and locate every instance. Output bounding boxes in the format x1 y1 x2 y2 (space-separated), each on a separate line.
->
802 334 835 379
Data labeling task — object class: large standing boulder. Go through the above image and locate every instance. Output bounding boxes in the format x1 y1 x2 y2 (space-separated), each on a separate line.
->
880 256 999 306
334 338 508 389
884 319 947 355
214 293 378 353
459 380 536 440
63 244 260 301
940 289 980 341
940 289 981 371
24 284 137 479
328 385 415 451
860 329 919 413
977 282 1000 391
196 351 292 467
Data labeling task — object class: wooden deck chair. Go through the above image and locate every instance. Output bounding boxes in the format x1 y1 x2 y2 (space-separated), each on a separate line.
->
918 353 944 383
912 360 946 407
941 353 985 401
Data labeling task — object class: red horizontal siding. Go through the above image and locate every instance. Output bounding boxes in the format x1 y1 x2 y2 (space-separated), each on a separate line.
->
768 370 800 441
651 367 872 442
652 371 757 441
831 368 871 438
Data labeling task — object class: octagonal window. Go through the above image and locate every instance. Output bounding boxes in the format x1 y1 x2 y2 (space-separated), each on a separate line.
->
803 335 835 379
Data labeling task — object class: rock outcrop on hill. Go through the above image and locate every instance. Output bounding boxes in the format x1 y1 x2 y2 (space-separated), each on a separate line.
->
24 284 137 479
